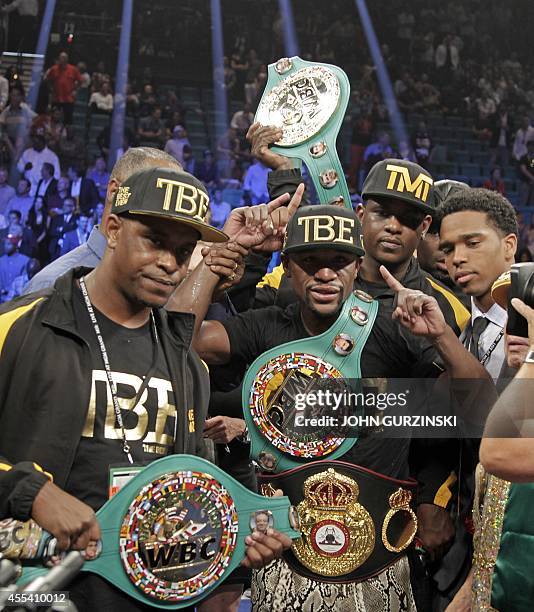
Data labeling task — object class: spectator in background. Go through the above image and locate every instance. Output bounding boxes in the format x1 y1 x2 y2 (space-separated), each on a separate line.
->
1 220 33 258
34 161 58 205
217 127 240 179
1 0 38 53
483 167 506 196
181 145 196 175
48 196 77 260
138 83 157 117
435 34 460 85
242 158 270 204
489 105 511 168
27 195 49 264
125 82 140 120
0 87 36 158
165 110 186 137
46 175 70 215
138 106 165 146
512 116 534 162
164 125 190 165
67 163 99 215
0 234 29 302
8 178 33 224
209 188 231 230
90 61 111 94
44 51 81 125
0 165 15 216
223 56 236 92
363 132 394 175
516 247 533 263
76 62 91 90
413 121 433 168
89 80 113 115
58 124 85 168
196 149 219 189
4 257 39 301
348 114 374 190
33 105 66 152
0 70 8 112
86 156 110 201
161 90 181 121
60 213 90 256
518 140 534 206
230 103 254 135
17 134 60 196
89 202 104 231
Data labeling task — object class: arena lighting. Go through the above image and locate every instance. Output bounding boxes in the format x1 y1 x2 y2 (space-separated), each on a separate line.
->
354 0 410 150
210 0 228 144
27 0 56 109
109 0 133 170
278 0 299 56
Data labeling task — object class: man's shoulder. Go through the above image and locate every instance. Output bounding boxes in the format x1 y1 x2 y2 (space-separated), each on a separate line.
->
23 246 97 294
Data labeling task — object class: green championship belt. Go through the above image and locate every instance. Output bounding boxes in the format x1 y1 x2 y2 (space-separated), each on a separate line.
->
17 455 300 608
255 56 351 208
242 291 378 473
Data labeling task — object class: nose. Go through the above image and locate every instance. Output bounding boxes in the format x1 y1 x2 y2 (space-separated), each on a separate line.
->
451 244 467 267
314 266 338 282
384 215 402 234
156 250 180 275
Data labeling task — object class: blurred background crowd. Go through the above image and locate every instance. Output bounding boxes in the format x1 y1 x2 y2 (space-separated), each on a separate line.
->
0 0 533 301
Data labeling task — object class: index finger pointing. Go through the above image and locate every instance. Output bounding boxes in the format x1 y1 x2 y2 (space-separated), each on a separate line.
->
266 192 290 214
287 183 305 218
379 265 405 293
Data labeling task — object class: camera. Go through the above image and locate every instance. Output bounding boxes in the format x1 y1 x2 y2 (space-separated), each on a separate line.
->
507 263 534 337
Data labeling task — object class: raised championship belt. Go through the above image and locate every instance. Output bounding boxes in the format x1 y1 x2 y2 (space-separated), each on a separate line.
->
19 455 300 609
255 56 351 208
242 291 378 473
259 460 417 583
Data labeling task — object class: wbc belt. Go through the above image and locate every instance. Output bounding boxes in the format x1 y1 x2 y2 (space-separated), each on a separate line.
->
259 460 417 583
255 56 351 208
18 455 300 609
242 291 378 473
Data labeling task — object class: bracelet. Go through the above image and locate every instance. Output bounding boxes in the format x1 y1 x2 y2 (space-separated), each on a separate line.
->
237 425 250 444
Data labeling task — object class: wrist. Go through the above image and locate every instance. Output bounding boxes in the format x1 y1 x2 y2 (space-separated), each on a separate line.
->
524 348 534 363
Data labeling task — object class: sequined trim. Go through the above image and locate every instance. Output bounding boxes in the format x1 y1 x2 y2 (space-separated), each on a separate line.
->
472 473 510 611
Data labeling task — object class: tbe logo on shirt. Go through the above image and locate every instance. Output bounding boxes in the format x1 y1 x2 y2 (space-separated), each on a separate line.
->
82 370 177 454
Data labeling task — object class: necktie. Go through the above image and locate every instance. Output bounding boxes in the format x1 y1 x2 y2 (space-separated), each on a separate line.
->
468 317 490 360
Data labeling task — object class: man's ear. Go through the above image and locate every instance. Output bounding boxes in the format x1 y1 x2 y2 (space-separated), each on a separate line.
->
281 254 291 278
356 203 365 222
504 232 518 263
103 213 123 248
420 214 433 237
106 177 120 202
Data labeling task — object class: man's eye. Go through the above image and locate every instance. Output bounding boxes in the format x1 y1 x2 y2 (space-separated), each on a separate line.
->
467 241 480 248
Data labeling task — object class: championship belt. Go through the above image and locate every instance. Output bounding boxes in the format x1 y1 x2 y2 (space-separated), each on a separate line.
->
18 455 300 609
242 291 378 473
255 56 351 208
259 460 418 583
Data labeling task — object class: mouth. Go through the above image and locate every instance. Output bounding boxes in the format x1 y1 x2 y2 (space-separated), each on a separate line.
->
378 238 403 251
454 271 476 285
145 276 177 290
308 285 341 304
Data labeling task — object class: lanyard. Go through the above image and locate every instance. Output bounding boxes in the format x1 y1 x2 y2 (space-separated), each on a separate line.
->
79 276 159 465
479 328 504 367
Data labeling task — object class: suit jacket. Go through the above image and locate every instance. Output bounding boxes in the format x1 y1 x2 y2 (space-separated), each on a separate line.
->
48 213 78 260
70 178 99 215
34 178 58 207
60 229 87 256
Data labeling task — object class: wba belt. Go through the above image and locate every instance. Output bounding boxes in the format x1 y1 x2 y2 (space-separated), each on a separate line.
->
259 460 417 583
242 291 378 473
255 56 351 208
18 455 300 609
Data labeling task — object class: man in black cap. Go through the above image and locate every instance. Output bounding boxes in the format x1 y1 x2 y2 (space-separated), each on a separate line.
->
173 199 490 611
0 167 292 611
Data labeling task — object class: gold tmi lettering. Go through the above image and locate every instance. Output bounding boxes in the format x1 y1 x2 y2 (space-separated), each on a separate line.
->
385 164 433 203
298 215 356 244
156 178 209 220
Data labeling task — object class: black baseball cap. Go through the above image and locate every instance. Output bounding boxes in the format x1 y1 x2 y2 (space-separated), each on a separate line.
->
433 179 469 205
282 205 364 256
112 167 228 242
362 158 435 213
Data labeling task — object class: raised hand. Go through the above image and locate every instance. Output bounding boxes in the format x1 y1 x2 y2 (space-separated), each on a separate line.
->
380 265 447 338
246 122 293 170
223 184 305 253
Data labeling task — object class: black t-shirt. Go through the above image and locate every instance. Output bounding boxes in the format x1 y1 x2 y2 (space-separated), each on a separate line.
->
222 301 442 479
65 288 177 511
518 153 534 182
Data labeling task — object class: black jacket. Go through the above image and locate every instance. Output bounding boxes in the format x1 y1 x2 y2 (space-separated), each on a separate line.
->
0 267 209 521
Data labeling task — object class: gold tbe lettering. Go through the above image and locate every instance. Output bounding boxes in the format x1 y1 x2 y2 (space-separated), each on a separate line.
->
156 178 209 220
298 215 356 244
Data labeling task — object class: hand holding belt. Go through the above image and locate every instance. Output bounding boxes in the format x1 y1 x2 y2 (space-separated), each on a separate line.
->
259 460 417 583
255 56 351 208
242 291 378 473
17 455 300 609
